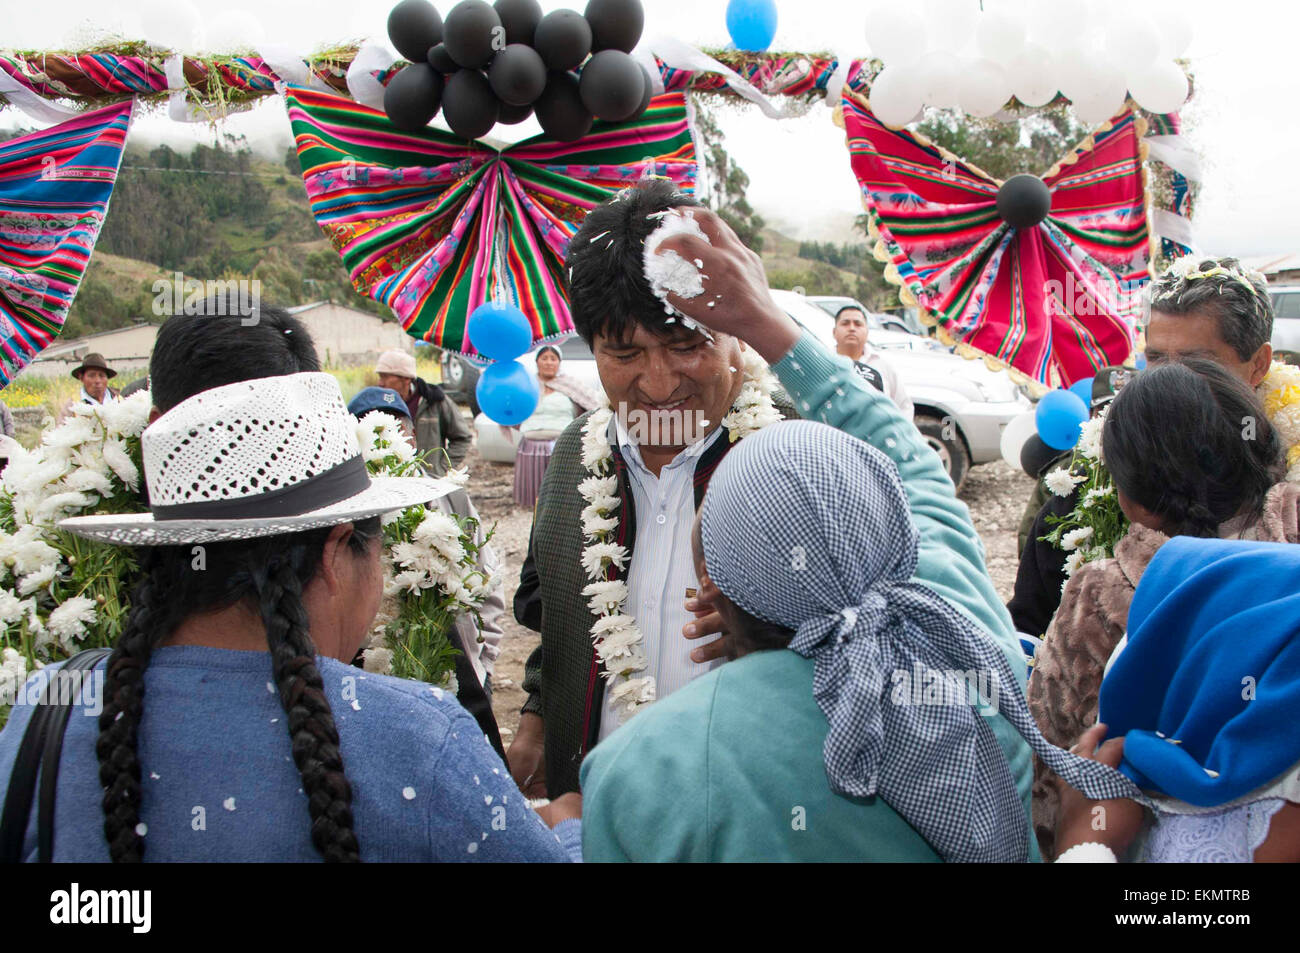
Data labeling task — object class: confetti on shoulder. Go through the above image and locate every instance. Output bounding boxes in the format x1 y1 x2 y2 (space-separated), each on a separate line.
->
402 786 417 800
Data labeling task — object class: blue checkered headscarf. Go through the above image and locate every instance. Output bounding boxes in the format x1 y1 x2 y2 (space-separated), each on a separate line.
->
699 421 1144 862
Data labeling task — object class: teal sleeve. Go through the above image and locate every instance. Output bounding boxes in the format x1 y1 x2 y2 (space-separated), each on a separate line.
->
578 689 714 863
770 332 1040 861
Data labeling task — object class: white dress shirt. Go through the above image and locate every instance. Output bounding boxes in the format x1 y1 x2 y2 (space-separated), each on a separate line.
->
597 417 725 741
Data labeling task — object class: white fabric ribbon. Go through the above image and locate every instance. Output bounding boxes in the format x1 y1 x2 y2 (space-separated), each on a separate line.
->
259 43 332 92
346 43 394 111
1143 134 1202 183
1153 208 1199 252
0 68 80 124
630 42 666 96
823 49 855 107
649 35 784 119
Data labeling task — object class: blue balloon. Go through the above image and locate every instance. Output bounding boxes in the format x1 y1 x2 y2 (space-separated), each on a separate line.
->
1068 376 1094 406
1135 352 1148 370
725 0 777 52
477 360 540 426
1036 389 1090 451
468 302 533 362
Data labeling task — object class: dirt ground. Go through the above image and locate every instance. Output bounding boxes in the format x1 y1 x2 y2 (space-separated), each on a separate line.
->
459 411 1037 743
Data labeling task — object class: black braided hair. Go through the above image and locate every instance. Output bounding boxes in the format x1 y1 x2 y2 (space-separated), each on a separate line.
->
93 518 380 862
1103 358 1284 537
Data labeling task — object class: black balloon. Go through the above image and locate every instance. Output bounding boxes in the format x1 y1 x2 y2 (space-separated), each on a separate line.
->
494 0 543 45
489 44 547 106
579 50 644 121
1020 433 1065 479
533 10 593 72
497 100 534 124
997 174 1053 229
427 43 459 73
383 63 445 131
630 64 653 118
534 71 593 142
444 0 502 70
585 0 644 53
443 69 501 140
387 0 444 63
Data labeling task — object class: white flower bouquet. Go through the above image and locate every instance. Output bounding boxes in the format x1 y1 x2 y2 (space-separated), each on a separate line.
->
1040 410 1129 583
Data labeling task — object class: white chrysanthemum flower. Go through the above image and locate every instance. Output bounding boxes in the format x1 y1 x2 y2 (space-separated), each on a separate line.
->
391 541 437 576
581 513 619 538
0 591 24 625
1044 467 1084 497
444 466 470 489
9 528 61 576
578 475 618 502
65 466 116 497
17 563 59 596
1076 416 1104 459
41 414 98 452
580 542 629 580
102 438 139 491
99 391 152 438
390 569 431 594
21 598 44 635
412 510 461 547
1063 550 1085 577
608 675 656 718
582 580 630 613
357 411 416 465
594 623 645 665
34 491 95 525
46 596 97 649
1061 527 1094 552
580 410 614 470
0 647 29 705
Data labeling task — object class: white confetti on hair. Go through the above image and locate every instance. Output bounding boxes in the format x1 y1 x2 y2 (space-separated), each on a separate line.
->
589 230 610 243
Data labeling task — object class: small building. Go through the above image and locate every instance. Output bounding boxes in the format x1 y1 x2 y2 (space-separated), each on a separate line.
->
17 302 415 380
1243 254 1300 286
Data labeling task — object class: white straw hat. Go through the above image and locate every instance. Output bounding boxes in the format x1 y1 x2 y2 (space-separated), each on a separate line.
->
58 373 455 546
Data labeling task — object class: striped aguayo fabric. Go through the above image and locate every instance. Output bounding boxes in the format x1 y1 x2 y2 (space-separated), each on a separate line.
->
282 86 697 356
0 100 133 385
843 92 1150 389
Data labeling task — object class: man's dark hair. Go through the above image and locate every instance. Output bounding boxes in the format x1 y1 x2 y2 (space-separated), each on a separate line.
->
1103 358 1283 538
1149 257 1274 362
565 178 701 345
150 296 321 412
835 305 867 323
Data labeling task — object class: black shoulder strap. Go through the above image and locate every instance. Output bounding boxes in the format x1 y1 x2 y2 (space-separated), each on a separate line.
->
0 648 111 864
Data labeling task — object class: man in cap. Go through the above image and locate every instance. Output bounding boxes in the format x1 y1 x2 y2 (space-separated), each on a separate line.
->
374 350 472 477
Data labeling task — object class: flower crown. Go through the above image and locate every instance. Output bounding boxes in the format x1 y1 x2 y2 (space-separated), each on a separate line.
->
1158 256 1268 299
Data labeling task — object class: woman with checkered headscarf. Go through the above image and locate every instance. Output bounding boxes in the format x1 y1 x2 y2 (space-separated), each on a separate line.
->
580 419 1145 862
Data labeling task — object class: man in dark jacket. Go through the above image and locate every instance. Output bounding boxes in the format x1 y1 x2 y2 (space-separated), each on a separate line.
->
375 350 472 476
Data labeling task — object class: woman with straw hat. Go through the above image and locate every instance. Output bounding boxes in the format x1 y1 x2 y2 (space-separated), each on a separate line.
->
0 372 580 861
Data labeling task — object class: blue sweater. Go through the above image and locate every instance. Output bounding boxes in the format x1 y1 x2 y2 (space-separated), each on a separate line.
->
0 646 580 862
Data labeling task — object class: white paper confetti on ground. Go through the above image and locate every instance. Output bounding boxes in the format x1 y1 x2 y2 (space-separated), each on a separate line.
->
223 797 236 812
402 787 416 800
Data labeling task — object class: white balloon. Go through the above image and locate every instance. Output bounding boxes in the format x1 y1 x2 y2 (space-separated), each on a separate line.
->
865 5 926 67
960 59 1013 118
1053 48 1094 103
206 10 266 52
922 54 965 108
976 10 1026 62
141 0 205 52
1000 411 1040 470
869 63 927 128
923 0 980 56
1011 42 1058 106
1150 0 1194 57
1028 0 1093 50
1127 59 1189 114
1070 63 1127 126
1104 12 1160 70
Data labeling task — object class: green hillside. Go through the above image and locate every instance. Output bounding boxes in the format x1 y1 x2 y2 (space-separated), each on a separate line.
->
62 141 385 340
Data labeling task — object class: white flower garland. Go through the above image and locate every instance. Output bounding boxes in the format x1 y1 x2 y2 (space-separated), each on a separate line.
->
578 349 781 722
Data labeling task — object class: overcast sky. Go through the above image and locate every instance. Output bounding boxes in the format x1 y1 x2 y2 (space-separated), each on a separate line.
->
5 0 1297 255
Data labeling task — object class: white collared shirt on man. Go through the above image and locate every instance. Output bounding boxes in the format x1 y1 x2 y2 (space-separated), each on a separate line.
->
597 416 726 742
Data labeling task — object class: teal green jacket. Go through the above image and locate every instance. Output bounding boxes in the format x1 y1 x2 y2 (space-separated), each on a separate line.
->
579 331 1039 862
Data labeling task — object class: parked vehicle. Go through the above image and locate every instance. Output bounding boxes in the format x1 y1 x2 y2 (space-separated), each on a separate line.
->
1270 287 1300 364
772 289 1031 490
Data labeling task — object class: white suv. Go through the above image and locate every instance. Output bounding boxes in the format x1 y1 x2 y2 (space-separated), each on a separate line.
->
1270 287 1300 363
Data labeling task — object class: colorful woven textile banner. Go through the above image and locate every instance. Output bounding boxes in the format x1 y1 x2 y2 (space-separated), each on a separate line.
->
0 100 133 385
843 91 1150 390
284 85 696 353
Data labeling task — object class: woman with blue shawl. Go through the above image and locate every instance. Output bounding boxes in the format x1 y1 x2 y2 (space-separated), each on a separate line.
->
1054 537 1300 863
